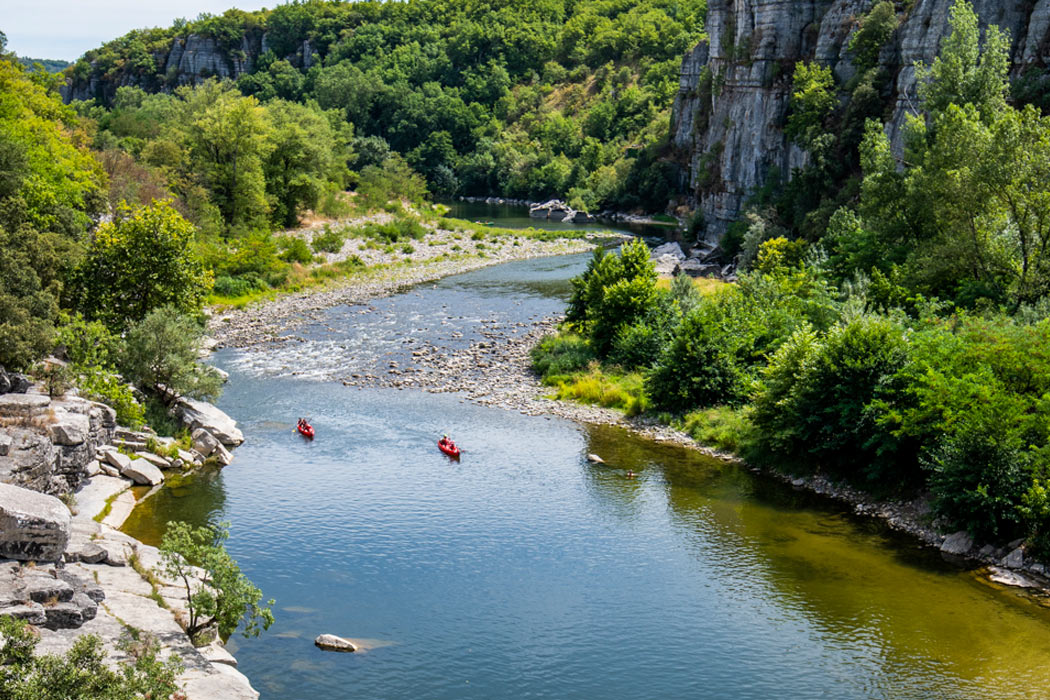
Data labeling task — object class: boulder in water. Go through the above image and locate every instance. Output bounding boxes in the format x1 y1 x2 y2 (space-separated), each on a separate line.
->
315 634 358 652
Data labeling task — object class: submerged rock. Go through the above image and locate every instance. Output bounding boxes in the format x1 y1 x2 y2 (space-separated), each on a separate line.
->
315 633 358 652
586 454 605 464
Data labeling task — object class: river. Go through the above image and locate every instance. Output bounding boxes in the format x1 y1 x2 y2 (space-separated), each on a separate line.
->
123 211 1050 699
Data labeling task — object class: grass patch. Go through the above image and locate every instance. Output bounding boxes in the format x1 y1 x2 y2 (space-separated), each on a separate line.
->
677 405 752 453
129 552 169 609
531 332 596 379
93 490 121 523
547 364 650 416
655 276 728 296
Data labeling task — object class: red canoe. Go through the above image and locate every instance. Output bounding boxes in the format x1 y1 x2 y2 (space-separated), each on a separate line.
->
298 422 314 439
438 438 460 459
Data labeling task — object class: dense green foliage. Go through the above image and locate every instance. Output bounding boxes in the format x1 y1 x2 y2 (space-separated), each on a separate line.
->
69 0 706 211
71 199 212 332
158 521 275 641
0 615 181 700
0 51 105 369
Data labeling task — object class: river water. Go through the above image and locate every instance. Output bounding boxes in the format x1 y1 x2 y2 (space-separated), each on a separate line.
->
123 212 1050 699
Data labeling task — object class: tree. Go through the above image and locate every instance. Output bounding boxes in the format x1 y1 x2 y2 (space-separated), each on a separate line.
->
0 616 181 700
74 199 211 335
158 521 274 642
73 199 212 332
264 100 347 227
122 307 223 405
187 83 272 233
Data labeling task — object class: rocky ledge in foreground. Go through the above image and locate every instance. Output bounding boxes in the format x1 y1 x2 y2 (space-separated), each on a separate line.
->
0 371 256 698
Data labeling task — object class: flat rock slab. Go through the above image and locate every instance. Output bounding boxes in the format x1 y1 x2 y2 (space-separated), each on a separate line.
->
121 459 164 487
0 482 71 561
101 490 137 529
74 475 132 521
0 393 50 415
988 566 1041 588
133 451 171 469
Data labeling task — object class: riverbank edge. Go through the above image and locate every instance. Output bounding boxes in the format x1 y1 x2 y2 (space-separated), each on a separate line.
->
206 238 1050 597
517 355 1050 597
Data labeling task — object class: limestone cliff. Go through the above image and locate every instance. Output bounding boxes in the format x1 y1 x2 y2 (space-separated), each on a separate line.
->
63 31 314 104
672 0 1050 242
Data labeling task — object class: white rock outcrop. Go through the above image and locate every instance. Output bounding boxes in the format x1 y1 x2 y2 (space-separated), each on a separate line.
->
0 482 71 561
177 398 244 447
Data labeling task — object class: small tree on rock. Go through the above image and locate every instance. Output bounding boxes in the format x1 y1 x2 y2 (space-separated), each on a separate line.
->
122 307 222 405
158 520 274 643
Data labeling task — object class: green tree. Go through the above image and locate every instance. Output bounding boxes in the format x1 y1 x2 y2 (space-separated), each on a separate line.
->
122 307 223 405
848 2 899 72
264 100 348 227
187 83 272 232
158 521 275 641
73 199 212 332
785 62 836 149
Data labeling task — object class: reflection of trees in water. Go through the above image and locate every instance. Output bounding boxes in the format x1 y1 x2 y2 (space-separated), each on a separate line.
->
120 465 229 547
580 422 1050 695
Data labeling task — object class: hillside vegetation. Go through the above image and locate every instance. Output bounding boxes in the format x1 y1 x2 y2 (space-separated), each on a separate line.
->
67 0 706 213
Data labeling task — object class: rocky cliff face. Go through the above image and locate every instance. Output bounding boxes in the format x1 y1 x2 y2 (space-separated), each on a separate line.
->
63 31 314 104
672 0 1050 242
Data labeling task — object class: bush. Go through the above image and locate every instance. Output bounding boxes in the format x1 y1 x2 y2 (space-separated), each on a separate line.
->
751 314 912 484
277 235 313 264
311 225 345 253
212 274 266 298
79 366 145 428
0 615 181 699
926 409 1029 542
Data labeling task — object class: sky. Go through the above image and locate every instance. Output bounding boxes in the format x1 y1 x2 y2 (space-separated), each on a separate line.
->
3 1 272 61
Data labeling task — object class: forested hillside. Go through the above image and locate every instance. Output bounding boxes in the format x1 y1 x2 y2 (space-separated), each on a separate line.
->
65 0 706 213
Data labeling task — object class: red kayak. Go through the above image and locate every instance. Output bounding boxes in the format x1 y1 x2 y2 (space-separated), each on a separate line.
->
438 438 460 459
297 422 314 439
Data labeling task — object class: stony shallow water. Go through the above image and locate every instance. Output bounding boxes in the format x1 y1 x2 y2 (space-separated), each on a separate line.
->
123 210 1050 699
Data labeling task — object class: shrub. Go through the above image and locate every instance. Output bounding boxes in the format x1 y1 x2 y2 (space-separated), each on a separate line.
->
0 615 181 699
926 409 1029 542
79 366 145 428
276 235 313 264
311 225 345 253
750 314 913 484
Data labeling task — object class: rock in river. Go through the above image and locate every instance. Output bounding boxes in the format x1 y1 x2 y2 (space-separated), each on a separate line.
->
177 398 244 447
315 634 358 652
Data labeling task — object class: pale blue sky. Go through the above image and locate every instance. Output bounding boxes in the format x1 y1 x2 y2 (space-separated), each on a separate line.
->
3 1 272 61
